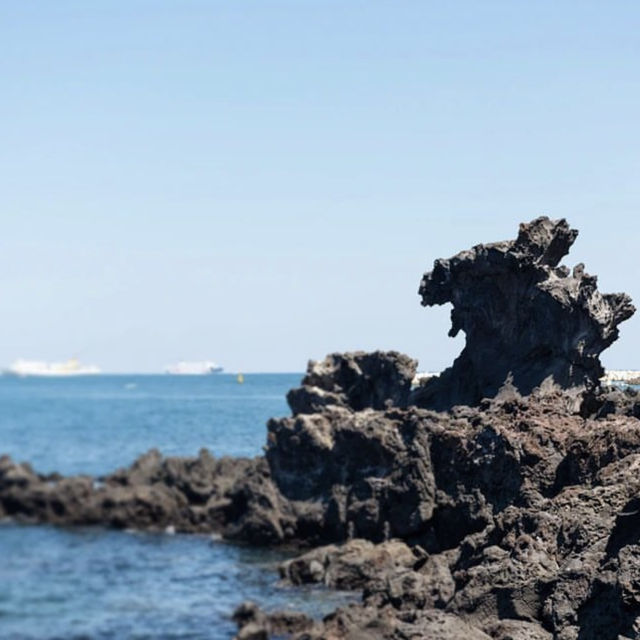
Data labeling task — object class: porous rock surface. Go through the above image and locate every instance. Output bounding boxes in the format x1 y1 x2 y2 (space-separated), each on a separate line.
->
0 449 292 544
415 216 635 410
3 218 640 639
6 366 640 638
256 387 640 639
286 350 417 415
278 538 419 590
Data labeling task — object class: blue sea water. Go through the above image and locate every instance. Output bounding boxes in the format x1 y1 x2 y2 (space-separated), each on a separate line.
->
0 375 353 640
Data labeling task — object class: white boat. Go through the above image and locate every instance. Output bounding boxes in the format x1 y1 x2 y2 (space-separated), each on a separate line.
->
4 358 101 377
601 370 640 385
164 361 223 375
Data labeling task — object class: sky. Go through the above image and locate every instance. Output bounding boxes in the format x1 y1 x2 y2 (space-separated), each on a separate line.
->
1 1 639 373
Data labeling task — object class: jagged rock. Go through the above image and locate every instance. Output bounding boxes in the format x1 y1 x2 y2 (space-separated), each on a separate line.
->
279 538 418 589
232 602 316 640
266 391 640 638
295 604 494 640
218 456 296 545
266 407 438 544
581 385 640 420
364 550 457 610
0 450 289 540
7 387 640 637
483 620 552 640
286 351 417 415
415 216 635 410
5 218 640 640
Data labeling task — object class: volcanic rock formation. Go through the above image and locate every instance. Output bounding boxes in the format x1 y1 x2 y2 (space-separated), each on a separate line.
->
0 449 288 542
3 218 640 640
286 351 417 415
239 390 640 640
415 216 635 410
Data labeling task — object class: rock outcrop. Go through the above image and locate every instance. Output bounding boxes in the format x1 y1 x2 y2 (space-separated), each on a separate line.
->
240 391 640 639
279 538 419 590
415 216 635 410
10 380 640 637
0 449 292 544
286 350 417 415
233 600 498 640
3 218 640 640
232 602 316 640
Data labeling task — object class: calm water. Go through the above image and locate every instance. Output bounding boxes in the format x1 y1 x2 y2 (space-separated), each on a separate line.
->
0 375 353 640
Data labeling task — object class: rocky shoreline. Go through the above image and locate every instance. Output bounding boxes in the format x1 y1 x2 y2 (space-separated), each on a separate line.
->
3 217 640 639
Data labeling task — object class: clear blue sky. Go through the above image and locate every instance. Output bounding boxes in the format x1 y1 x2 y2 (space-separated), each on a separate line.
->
1 1 639 372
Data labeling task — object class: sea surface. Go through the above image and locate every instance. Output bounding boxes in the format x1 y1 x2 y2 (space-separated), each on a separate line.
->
0 374 354 640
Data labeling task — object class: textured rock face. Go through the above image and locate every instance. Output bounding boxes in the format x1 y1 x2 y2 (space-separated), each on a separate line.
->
5 219 640 640
266 406 437 544
266 351 430 545
239 393 640 639
7 368 640 638
233 601 496 640
286 351 417 415
279 538 419 590
416 217 635 410
0 450 292 544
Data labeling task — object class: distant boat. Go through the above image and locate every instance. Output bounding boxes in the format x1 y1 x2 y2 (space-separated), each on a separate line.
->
601 370 640 385
164 361 224 375
4 358 101 377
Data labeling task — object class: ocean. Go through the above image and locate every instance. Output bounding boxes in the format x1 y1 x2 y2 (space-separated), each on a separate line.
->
0 374 352 639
